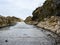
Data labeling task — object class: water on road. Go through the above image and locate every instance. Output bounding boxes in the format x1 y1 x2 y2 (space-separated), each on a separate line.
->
0 22 56 45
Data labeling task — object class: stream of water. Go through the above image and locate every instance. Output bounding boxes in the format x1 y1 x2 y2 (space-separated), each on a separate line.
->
0 22 56 45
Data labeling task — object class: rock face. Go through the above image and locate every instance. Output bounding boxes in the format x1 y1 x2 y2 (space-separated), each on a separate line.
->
24 16 38 25
31 0 60 35
37 16 60 35
24 16 32 22
32 0 60 21
0 15 22 27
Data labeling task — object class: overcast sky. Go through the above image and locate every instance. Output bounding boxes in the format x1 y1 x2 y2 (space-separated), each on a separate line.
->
0 0 45 19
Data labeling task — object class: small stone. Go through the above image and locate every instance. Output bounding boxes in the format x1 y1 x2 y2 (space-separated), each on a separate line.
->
5 40 8 42
47 34 51 36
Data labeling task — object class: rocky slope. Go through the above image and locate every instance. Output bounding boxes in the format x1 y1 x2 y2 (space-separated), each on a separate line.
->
32 0 60 21
32 0 60 35
37 16 60 35
0 15 22 27
25 0 60 35
24 16 38 25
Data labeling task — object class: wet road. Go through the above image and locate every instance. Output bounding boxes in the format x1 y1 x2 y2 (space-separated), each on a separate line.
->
0 22 56 45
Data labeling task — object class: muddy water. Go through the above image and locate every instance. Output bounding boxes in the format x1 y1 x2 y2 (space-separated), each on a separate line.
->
0 22 56 45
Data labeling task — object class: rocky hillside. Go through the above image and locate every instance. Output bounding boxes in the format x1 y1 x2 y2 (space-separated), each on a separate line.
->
0 15 22 27
32 0 60 21
37 16 60 35
24 0 60 35
32 0 60 35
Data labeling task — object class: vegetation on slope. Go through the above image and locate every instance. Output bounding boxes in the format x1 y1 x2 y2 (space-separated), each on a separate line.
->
0 15 22 27
32 0 60 21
